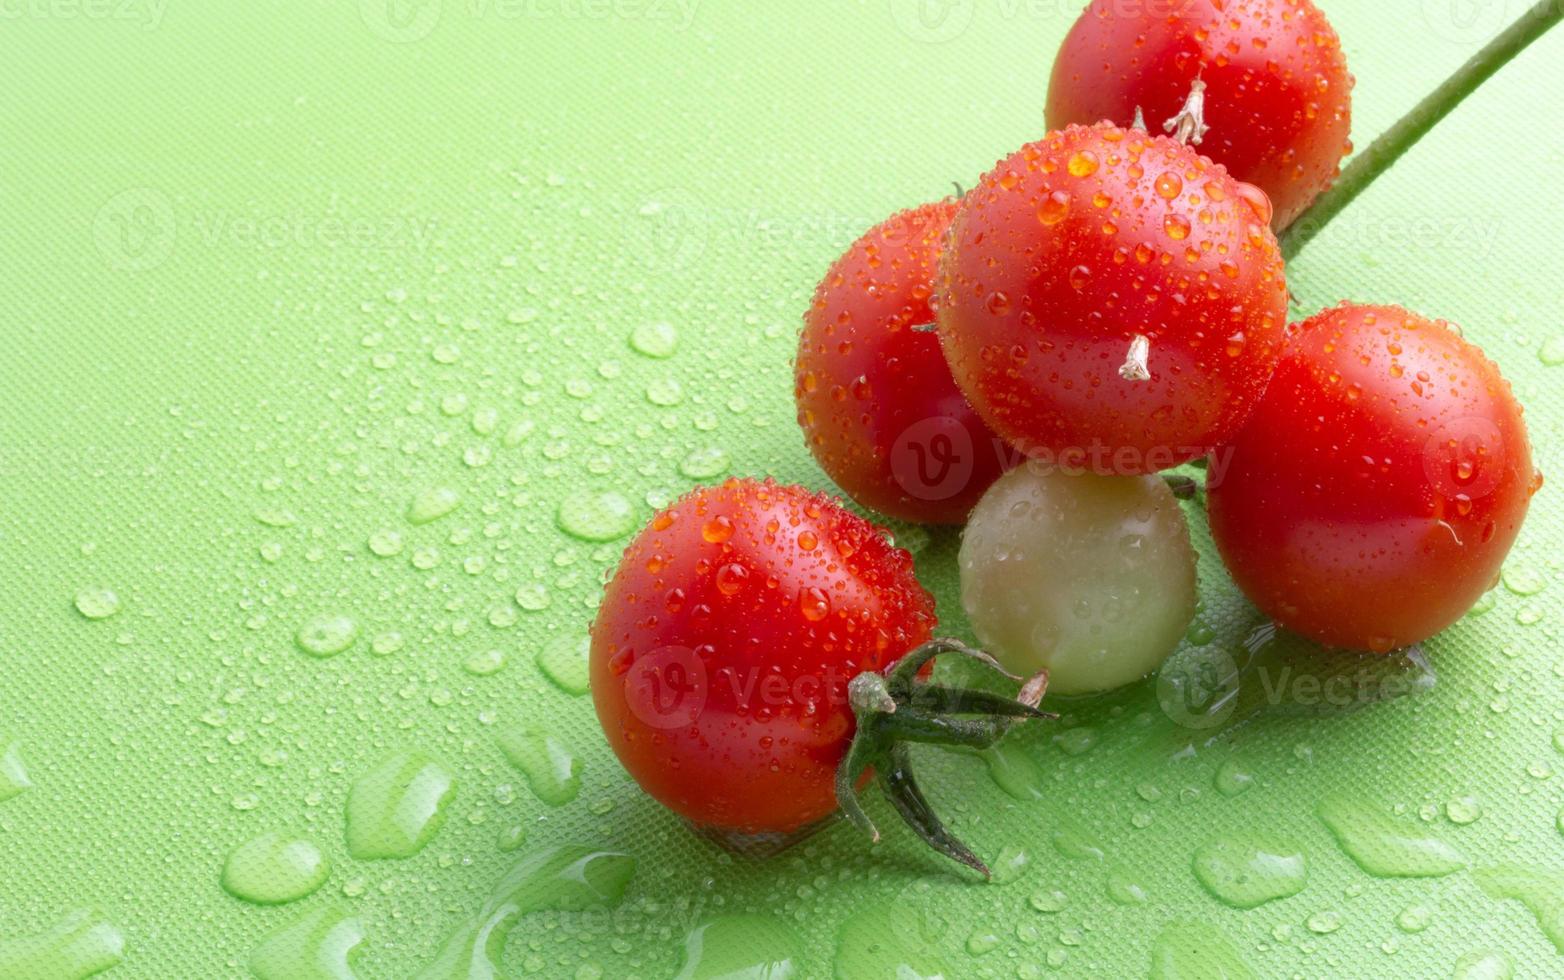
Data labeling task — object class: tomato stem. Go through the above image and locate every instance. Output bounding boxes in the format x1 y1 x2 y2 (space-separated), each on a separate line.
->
1280 0 1562 260
836 638 1053 877
1163 78 1210 146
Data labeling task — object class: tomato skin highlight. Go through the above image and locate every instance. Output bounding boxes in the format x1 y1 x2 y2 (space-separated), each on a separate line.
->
796 200 1009 524
1207 303 1539 653
1046 0 1353 231
937 124 1289 474
589 478 936 833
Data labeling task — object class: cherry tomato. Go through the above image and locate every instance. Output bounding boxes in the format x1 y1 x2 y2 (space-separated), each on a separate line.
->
1207 303 1540 652
961 465 1197 695
589 478 936 833
937 124 1289 475
796 200 1009 524
1046 0 1353 231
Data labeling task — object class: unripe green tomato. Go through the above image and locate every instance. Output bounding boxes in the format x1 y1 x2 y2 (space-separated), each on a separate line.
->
959 465 1197 695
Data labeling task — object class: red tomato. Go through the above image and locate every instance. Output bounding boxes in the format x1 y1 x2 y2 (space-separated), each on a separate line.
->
937 124 1289 475
1046 0 1353 231
589 478 936 833
796 200 1009 524
1207 303 1541 652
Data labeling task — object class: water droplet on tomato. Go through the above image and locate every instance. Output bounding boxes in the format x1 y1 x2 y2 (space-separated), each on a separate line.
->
1067 151 1099 177
799 587 830 621
1036 190 1071 226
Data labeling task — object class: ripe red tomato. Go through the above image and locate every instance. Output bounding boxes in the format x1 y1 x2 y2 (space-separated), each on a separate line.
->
1046 0 1353 231
796 200 1009 524
589 478 936 833
1207 303 1541 652
937 124 1290 475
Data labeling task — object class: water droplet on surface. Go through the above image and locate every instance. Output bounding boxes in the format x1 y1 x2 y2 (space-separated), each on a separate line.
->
1502 565 1545 596
1052 826 1105 861
679 447 730 480
1452 948 1514 980
0 909 124 980
1318 797 1464 877
1472 866 1564 952
514 582 551 611
407 486 461 525
462 649 507 677
833 905 950 980
1107 868 1150 906
498 726 582 806
1538 336 1564 366
74 588 120 620
1214 757 1254 797
0 739 32 802
673 914 804 979
414 846 634 980
536 633 591 695
977 741 1045 801
1396 904 1433 933
1446 795 1483 825
1191 834 1307 909
630 321 679 358
556 491 636 542
1306 910 1343 934
344 751 456 860
646 377 684 406
1149 921 1253 980
1028 888 1068 913
248 904 365 980
221 832 330 905
295 615 358 658
368 529 404 557
1054 727 1097 756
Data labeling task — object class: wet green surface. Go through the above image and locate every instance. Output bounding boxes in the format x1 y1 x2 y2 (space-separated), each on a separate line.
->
2 2 1563 976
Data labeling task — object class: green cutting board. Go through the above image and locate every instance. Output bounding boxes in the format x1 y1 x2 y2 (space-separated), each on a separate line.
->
2 1 1562 977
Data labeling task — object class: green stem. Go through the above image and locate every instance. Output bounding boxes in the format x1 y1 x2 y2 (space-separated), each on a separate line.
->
836 639 1050 878
1280 0 1563 261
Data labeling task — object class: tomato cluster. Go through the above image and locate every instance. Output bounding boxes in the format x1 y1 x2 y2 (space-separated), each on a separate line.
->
592 0 1542 871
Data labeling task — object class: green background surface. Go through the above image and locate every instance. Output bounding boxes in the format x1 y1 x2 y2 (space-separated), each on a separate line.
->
2 1 1563 977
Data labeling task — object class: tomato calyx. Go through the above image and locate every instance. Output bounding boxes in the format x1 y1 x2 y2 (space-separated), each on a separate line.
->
1162 77 1210 146
834 638 1053 878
